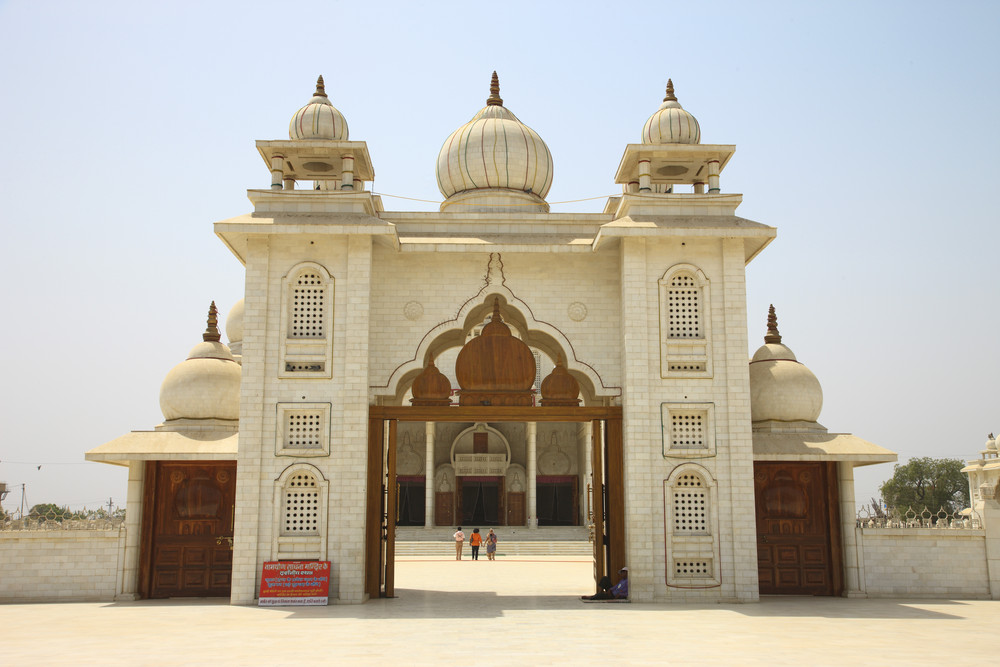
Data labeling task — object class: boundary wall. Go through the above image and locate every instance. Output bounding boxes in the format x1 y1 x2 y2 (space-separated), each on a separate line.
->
0 529 125 602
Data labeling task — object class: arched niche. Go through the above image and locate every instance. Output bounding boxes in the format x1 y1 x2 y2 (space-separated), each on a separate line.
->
375 290 618 406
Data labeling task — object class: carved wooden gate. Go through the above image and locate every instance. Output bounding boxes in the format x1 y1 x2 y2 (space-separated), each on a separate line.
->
754 461 842 596
140 461 237 598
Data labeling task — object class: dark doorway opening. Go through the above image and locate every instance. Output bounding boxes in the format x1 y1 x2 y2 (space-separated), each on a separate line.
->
396 478 425 526
537 476 578 526
460 477 501 525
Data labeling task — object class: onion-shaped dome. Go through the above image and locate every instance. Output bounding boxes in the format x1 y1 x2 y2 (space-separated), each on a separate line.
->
289 75 349 141
225 299 244 349
436 72 553 204
641 79 701 145
159 302 242 421
540 356 581 406
749 305 823 423
410 357 453 406
455 298 536 406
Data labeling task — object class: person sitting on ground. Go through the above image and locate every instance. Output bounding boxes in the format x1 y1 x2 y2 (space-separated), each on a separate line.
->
581 567 628 600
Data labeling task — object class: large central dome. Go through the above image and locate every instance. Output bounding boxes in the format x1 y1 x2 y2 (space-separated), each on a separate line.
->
436 72 553 212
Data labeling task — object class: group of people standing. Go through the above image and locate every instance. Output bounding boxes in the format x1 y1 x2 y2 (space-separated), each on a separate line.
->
452 526 497 560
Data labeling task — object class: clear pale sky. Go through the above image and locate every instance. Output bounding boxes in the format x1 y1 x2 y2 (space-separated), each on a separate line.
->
0 0 996 513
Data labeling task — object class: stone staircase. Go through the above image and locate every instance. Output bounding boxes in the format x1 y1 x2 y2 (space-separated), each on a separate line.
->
394 526 592 557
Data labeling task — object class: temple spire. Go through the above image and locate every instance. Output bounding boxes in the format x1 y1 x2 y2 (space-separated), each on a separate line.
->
764 304 782 344
663 78 677 102
203 301 222 342
314 75 328 98
486 71 504 106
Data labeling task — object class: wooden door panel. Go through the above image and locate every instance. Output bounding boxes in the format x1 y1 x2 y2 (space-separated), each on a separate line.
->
143 462 237 598
435 492 454 527
754 462 841 596
507 492 525 526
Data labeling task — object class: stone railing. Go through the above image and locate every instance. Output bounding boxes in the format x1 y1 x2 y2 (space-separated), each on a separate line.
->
856 505 981 530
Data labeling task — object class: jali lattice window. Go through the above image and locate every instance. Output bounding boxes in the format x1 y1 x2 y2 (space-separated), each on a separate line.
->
674 560 712 578
670 413 705 449
672 473 708 533
286 413 324 449
667 274 701 339
283 473 320 534
291 272 326 338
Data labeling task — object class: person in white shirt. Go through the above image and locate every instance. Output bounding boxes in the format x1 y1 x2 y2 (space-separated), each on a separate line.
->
453 526 466 560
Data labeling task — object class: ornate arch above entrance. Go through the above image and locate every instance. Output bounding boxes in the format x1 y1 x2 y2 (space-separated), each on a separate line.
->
374 287 619 405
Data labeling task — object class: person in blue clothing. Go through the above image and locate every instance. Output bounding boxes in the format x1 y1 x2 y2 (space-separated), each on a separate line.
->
581 566 628 600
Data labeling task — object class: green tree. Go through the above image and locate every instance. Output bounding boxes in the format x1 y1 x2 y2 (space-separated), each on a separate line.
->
879 457 970 515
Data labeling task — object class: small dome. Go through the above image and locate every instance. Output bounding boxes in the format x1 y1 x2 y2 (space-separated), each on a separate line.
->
159 303 242 421
540 357 581 407
410 358 452 406
226 299 244 345
641 79 701 145
749 306 823 423
436 72 553 205
987 434 997 452
289 76 349 141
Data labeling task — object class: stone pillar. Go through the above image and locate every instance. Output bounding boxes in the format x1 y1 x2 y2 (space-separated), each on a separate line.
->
283 176 295 191
425 422 435 529
838 462 865 597
638 159 651 192
270 156 283 190
341 155 355 190
693 182 705 194
116 460 144 601
527 421 538 529
707 160 720 193
580 421 593 526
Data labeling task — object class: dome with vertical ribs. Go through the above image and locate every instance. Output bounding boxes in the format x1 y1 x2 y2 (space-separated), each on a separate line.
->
159 302 242 421
749 305 823 423
436 72 553 204
642 79 701 145
289 75 349 141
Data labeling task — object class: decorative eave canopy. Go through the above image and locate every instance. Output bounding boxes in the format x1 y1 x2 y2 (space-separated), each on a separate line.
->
614 143 735 187
256 140 375 183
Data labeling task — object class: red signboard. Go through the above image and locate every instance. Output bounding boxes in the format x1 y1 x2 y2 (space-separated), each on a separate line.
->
258 561 331 606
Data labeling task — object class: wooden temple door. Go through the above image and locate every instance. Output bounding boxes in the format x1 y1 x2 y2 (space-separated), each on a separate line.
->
140 461 236 598
754 462 842 596
365 418 398 599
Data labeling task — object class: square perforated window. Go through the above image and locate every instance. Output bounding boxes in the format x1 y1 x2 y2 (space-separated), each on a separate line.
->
670 413 706 449
286 413 324 449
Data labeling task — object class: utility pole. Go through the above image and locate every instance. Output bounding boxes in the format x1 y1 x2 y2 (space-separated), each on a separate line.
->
106 497 115 515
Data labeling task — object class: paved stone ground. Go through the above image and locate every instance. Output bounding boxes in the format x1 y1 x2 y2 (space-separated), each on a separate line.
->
3 558 998 665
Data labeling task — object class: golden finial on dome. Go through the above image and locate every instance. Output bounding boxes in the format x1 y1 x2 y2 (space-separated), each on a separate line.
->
764 304 782 344
663 79 677 102
486 71 504 106
203 301 222 342
314 75 328 98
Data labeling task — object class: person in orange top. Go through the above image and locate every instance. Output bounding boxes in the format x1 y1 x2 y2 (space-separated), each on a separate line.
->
470 528 482 560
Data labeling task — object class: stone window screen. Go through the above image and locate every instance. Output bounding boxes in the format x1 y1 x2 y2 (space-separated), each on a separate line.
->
672 473 708 534
662 403 715 458
667 274 701 339
291 272 326 338
276 403 330 457
674 560 713 578
670 412 706 449
282 473 320 535
286 412 324 449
